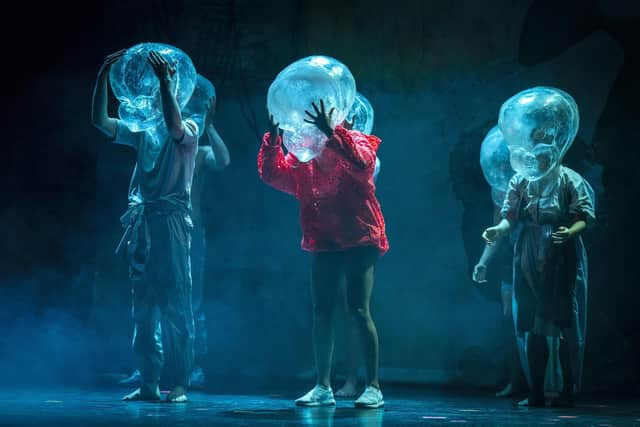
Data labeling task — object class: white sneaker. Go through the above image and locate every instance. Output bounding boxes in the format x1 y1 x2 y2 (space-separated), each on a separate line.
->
354 386 384 408
295 385 336 407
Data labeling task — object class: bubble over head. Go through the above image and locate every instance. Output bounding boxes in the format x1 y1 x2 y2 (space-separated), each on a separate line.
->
281 123 326 163
183 74 216 137
347 92 374 134
498 86 579 181
110 42 197 132
491 188 507 208
267 55 356 162
480 126 515 194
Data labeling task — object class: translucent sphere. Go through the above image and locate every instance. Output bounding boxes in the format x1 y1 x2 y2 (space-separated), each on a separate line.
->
480 126 515 194
281 123 324 163
183 74 216 137
348 92 374 134
498 86 579 181
110 42 197 132
491 187 507 208
267 55 356 162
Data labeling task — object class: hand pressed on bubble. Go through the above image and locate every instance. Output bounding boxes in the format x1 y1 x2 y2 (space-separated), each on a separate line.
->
341 115 355 130
98 49 126 75
304 100 335 138
147 50 176 82
268 113 283 145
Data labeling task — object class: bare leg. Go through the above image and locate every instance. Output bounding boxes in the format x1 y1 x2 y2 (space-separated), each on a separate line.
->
311 252 343 388
345 247 380 389
524 333 548 407
552 332 574 407
336 285 360 397
497 285 520 397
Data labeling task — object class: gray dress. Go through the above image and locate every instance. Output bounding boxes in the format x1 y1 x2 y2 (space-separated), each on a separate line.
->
501 166 595 390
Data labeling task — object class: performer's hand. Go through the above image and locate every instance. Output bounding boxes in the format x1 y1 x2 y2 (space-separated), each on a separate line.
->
482 226 503 245
304 99 335 138
472 263 488 283
342 115 355 130
268 114 283 145
147 50 176 83
98 49 126 76
552 226 572 245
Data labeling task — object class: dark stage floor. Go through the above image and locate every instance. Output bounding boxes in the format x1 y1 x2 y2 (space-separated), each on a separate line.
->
0 387 638 426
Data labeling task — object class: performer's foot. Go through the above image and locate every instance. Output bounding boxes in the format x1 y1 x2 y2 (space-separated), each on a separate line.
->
517 396 545 407
118 369 141 387
495 383 514 397
122 386 161 402
335 381 359 398
295 385 336 407
354 385 384 409
548 389 574 407
167 386 188 403
189 366 205 390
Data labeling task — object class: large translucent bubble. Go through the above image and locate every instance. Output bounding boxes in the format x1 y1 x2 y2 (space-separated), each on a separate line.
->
480 125 515 196
280 123 326 163
491 188 507 208
346 92 380 183
110 42 197 132
182 74 216 137
498 86 579 181
348 92 374 134
267 55 356 162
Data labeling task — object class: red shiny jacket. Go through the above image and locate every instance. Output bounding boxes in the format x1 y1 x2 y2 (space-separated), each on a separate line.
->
258 125 388 254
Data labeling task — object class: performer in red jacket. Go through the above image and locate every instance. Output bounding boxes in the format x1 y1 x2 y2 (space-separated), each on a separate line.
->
258 100 388 408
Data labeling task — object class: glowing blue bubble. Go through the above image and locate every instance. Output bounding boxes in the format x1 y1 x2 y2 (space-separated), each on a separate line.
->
347 92 379 182
281 123 324 163
267 55 356 162
183 75 216 137
480 125 515 193
110 42 197 132
480 126 516 206
498 86 579 181
491 187 507 207
348 92 374 134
